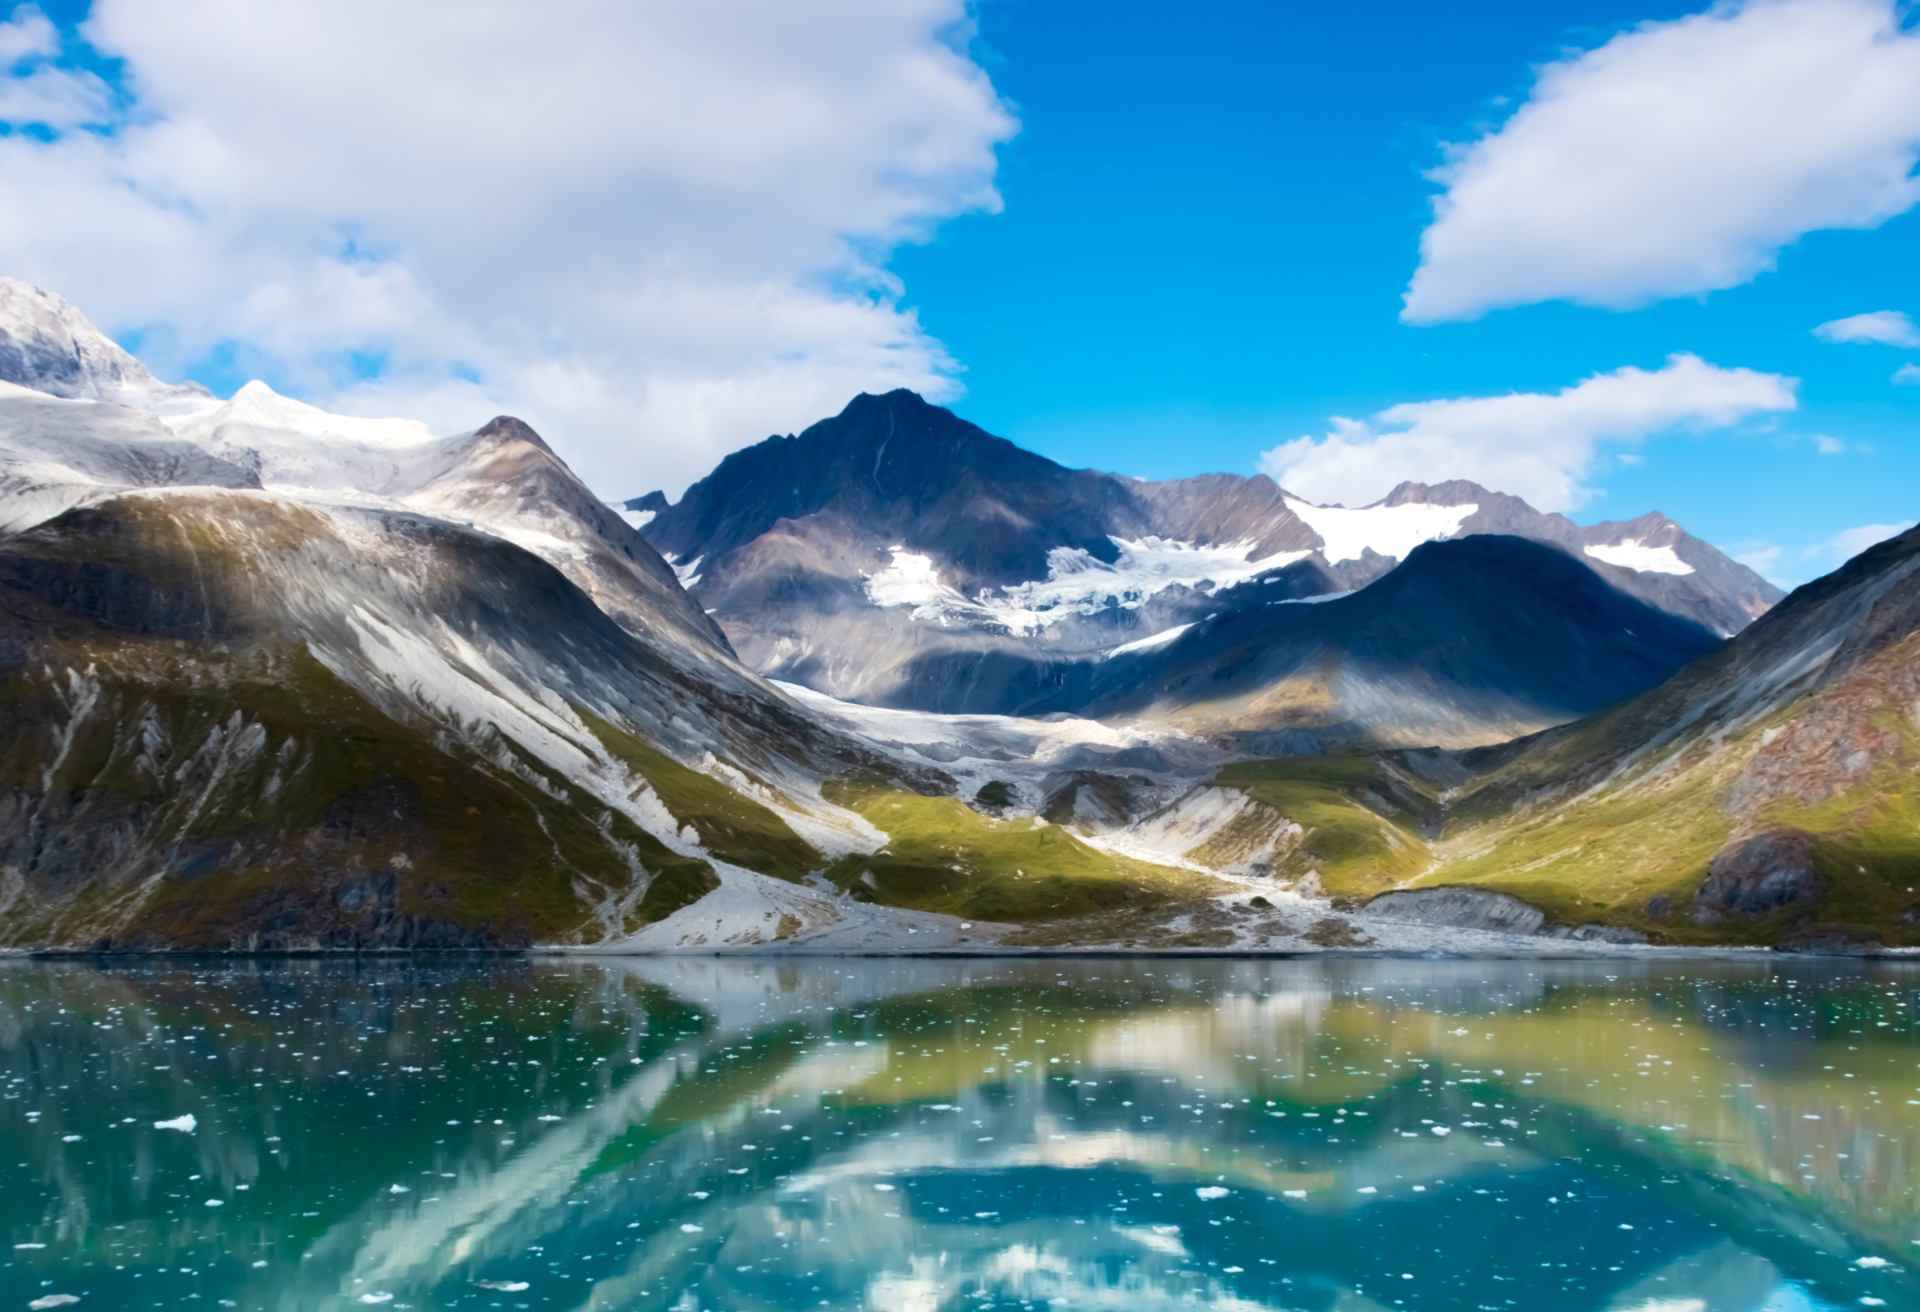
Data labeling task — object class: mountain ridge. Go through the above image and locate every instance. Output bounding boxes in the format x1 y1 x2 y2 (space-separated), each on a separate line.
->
640 389 1778 723
4 275 1905 953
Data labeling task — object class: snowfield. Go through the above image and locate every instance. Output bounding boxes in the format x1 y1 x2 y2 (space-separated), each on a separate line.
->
864 537 1310 635
1283 494 1478 564
1585 538 1695 576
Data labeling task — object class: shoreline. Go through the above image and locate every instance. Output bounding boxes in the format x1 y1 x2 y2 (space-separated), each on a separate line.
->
5 943 1916 961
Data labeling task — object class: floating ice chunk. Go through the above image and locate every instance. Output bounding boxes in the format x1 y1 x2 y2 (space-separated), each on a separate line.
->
680 1223 703 1233
30 1297 80 1310
1430 1126 1452 1136
1855 1257 1891 1269
1195 1186 1229 1200
153 1114 197 1133
1282 1190 1308 1199
388 1184 411 1194
873 1182 896 1192
475 1281 531 1292
357 1295 394 1306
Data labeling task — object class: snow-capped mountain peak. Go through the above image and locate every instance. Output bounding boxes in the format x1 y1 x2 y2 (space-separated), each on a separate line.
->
0 277 209 409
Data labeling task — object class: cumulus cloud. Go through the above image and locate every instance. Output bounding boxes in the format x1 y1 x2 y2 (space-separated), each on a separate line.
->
1813 309 1920 347
1404 0 1920 323
1894 363 1920 385
0 0 1015 494
1811 434 1847 455
1258 354 1797 511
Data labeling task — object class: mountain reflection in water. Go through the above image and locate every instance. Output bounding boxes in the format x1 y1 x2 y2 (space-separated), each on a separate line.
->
0 956 1914 1311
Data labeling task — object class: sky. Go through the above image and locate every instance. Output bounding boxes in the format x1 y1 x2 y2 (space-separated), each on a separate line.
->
1 0 1917 585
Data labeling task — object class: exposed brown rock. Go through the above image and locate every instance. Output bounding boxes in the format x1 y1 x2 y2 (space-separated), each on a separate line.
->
1691 829 1822 923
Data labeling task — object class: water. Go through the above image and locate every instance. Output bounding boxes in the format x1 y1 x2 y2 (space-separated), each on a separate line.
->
1 957 1915 1312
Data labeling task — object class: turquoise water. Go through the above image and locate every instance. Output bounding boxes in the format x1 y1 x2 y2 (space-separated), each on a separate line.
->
1 957 1915 1311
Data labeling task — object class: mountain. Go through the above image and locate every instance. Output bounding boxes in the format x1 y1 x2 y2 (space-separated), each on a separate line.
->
639 389 1778 723
985 521 1920 949
1394 520 1920 946
0 279 1240 951
0 277 211 410
3 277 1892 954
1077 534 1724 750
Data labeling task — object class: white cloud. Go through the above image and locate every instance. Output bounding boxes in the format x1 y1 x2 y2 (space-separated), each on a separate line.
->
0 5 58 64
1258 353 1797 511
1813 309 1920 347
1405 0 1920 322
1806 520 1915 564
1894 363 1920 385
0 0 1015 494
0 5 110 129
1731 543 1784 578
1812 433 1846 455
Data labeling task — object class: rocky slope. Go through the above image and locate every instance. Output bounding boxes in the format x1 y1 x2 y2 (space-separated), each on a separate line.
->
1405 520 1920 946
638 389 1779 721
1093 521 1920 948
2 276 1896 954
1078 534 1724 750
0 279 1256 952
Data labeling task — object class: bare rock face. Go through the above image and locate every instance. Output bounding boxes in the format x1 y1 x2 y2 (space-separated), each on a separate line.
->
1361 886 1646 944
1691 829 1822 923
1365 886 1552 935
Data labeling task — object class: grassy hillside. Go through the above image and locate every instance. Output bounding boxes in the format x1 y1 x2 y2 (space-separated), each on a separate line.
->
579 707 821 881
0 648 719 948
820 778 1226 922
1211 756 1436 899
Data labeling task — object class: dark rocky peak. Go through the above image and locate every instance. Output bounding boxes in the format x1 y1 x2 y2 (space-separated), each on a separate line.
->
472 415 555 454
648 389 1147 587
1133 472 1315 553
624 490 671 515
1380 478 1494 507
1587 509 1683 543
1352 536 1714 657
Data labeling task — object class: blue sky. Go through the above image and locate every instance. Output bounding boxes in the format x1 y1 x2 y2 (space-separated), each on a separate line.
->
3 0 1917 584
894 0 1920 583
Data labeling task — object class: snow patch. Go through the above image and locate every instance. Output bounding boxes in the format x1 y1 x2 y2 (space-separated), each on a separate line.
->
1103 623 1194 659
1584 539 1694 576
1286 495 1477 563
864 539 1308 635
863 547 958 611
